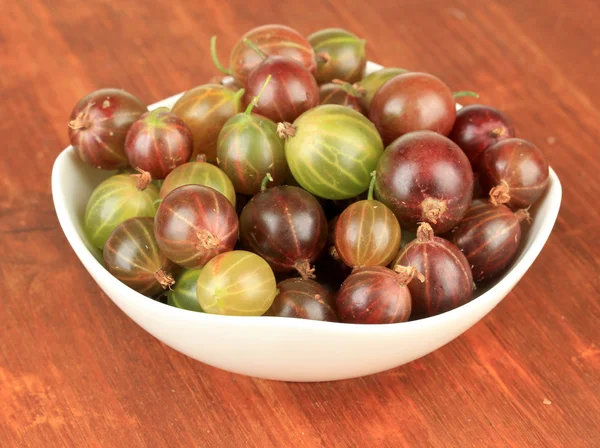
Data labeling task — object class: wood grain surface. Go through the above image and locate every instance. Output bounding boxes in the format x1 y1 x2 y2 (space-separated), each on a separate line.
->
1 0 599 446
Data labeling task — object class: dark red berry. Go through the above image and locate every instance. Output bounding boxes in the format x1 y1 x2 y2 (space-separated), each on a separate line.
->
68 88 147 170
369 72 456 145
243 56 319 123
336 265 418 324
449 105 515 169
392 223 473 319
266 278 338 322
479 138 549 209
375 131 474 233
239 178 327 278
450 200 531 282
125 107 193 179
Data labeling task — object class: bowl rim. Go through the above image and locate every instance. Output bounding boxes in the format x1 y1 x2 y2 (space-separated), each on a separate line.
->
52 83 562 335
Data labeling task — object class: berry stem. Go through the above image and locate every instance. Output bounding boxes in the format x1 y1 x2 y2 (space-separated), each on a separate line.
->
453 91 479 99
155 269 175 290
245 75 272 115
210 36 233 76
416 222 435 243
421 197 446 224
331 79 362 97
489 180 511 206
196 154 207 163
133 167 152 191
393 265 425 285
68 101 95 130
276 122 296 139
515 207 532 224
295 259 316 280
243 39 268 60
233 87 246 102
261 173 273 192
367 171 376 201
196 230 220 250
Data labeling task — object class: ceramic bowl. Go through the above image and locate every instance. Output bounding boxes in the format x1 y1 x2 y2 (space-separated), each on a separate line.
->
52 62 561 381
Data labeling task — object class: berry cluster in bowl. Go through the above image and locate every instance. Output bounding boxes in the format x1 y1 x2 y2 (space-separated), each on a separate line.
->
66 24 550 325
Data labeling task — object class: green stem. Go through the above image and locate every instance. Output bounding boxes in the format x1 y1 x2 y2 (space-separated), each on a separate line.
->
368 171 376 201
243 39 268 60
210 36 233 75
245 75 272 114
261 173 274 192
332 79 362 97
453 91 479 99
233 88 246 102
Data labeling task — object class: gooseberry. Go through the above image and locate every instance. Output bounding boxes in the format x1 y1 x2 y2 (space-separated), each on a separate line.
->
103 217 176 296
196 250 277 316
68 88 147 170
154 185 238 268
124 107 193 179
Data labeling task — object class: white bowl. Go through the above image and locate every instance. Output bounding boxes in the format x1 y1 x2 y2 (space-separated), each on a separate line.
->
52 62 562 382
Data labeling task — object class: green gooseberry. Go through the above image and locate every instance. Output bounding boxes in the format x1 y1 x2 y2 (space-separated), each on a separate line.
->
160 157 236 206
84 172 159 250
281 104 383 200
217 75 287 195
168 269 203 312
308 28 367 84
196 251 277 316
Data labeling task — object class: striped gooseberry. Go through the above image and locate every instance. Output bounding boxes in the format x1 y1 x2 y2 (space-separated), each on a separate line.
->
266 278 338 322
308 28 366 84
217 76 288 195
171 84 245 162
210 25 316 83
479 138 549 209
355 67 408 108
103 217 176 296
333 172 401 267
196 251 277 316
448 105 515 169
154 185 238 268
124 107 193 179
374 130 474 234
336 265 419 324
392 223 474 319
167 269 203 312
84 172 159 250
281 104 384 200
369 72 474 145
241 40 319 123
239 175 328 278
160 155 236 206
450 199 531 283
68 88 147 170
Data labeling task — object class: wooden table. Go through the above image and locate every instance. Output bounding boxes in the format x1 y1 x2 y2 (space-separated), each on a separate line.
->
1 0 598 446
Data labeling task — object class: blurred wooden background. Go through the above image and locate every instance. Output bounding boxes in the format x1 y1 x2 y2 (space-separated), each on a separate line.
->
1 0 599 446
